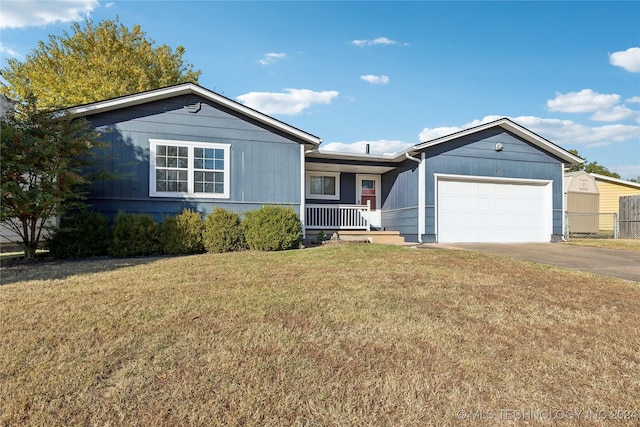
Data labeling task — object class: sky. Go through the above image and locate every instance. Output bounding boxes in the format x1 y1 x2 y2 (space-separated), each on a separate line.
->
1 0 639 179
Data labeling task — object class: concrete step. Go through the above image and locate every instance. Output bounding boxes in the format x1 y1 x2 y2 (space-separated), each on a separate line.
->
337 231 405 245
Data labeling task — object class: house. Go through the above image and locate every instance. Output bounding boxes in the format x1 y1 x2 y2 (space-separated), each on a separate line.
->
590 173 640 232
564 171 599 234
68 83 582 244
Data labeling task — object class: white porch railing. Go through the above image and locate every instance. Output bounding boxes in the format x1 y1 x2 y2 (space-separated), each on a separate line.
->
306 202 370 231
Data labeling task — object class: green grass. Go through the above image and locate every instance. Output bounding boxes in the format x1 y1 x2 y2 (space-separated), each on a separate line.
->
1 245 639 426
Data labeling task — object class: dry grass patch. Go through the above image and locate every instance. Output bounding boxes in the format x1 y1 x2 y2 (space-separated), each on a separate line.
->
564 238 640 252
1 245 639 426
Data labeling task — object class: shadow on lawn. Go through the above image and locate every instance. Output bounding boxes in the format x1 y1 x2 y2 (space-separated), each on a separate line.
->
0 255 172 286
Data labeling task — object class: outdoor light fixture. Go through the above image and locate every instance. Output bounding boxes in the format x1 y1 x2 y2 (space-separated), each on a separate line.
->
495 143 504 151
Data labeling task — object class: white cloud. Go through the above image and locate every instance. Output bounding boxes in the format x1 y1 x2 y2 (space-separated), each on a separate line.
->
0 42 23 59
610 163 640 181
609 47 640 73
236 89 339 116
321 139 412 156
547 89 620 113
627 96 640 104
360 75 389 85
419 115 640 149
419 126 472 141
258 52 286 65
590 105 640 123
0 0 99 29
511 116 639 147
350 37 409 47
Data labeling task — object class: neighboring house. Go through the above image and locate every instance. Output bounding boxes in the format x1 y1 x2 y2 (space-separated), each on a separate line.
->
68 83 582 244
564 171 599 234
590 173 640 232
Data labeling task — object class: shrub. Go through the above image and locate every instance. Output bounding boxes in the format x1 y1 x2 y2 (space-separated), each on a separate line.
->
316 230 328 244
161 209 205 255
46 210 111 259
203 208 245 253
108 211 162 257
243 205 302 251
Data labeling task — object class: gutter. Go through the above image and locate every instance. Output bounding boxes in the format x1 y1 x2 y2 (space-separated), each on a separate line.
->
405 152 421 164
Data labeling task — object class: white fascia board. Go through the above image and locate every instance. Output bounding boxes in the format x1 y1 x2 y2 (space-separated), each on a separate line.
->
590 173 640 188
307 150 397 162
67 83 322 147
411 118 584 165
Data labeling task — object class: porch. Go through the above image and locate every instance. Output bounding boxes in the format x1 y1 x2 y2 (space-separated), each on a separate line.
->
304 203 406 245
305 203 373 231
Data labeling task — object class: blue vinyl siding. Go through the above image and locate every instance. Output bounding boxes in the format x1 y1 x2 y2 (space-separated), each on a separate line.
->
380 160 419 237
85 95 304 220
380 128 567 241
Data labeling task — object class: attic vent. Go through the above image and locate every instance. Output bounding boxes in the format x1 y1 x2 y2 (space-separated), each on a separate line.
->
184 96 201 113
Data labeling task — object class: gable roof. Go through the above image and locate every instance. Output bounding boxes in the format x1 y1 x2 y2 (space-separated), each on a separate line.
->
66 83 322 147
590 173 640 189
409 117 583 165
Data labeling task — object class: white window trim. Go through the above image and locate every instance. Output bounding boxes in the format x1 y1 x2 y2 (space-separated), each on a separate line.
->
306 171 340 200
149 139 230 199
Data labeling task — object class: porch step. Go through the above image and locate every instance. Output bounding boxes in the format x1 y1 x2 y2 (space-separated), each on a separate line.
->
337 231 405 245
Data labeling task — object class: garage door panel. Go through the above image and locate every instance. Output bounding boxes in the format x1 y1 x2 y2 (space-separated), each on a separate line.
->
437 179 551 243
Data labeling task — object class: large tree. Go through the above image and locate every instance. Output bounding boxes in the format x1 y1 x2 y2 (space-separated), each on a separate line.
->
1 18 201 109
1 96 99 260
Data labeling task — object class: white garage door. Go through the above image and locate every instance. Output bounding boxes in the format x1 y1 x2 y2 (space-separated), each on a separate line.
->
437 177 552 243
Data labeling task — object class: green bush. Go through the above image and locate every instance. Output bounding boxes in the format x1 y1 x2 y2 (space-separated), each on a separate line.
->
203 208 245 253
243 205 302 251
161 209 205 255
108 211 162 257
46 210 111 259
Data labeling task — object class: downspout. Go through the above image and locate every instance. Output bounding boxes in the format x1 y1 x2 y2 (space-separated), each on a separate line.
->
405 152 425 243
561 165 567 241
300 145 306 240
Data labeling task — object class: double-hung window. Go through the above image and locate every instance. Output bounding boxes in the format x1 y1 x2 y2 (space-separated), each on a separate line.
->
306 171 340 200
150 139 230 198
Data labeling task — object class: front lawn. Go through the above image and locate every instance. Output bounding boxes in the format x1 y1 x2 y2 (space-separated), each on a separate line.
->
1 245 638 426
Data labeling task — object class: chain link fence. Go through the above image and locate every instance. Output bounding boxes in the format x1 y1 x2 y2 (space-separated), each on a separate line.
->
564 212 618 239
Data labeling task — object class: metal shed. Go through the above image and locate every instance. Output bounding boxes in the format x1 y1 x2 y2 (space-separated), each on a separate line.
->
564 171 599 234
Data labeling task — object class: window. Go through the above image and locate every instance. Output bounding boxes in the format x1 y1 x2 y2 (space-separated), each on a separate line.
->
150 139 230 198
306 172 340 200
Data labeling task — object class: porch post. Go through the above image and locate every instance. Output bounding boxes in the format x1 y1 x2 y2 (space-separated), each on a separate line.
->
418 152 426 242
300 144 306 240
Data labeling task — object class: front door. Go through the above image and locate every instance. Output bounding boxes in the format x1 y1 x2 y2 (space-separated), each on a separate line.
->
356 175 381 211
357 174 381 228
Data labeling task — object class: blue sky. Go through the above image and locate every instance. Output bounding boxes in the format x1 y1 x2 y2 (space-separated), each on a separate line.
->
1 0 639 179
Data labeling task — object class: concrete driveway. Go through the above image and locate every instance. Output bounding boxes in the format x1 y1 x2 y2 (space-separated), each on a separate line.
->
423 243 640 282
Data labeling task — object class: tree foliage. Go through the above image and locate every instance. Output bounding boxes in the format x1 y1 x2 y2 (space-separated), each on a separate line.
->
566 149 621 179
1 18 201 109
0 96 98 260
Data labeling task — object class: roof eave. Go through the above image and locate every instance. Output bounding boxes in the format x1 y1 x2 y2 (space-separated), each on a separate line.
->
66 83 322 147
307 150 397 162
411 117 583 165
590 173 640 188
